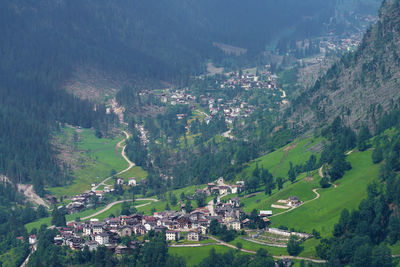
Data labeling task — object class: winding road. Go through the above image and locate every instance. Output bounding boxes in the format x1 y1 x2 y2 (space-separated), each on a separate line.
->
92 130 135 191
67 198 159 223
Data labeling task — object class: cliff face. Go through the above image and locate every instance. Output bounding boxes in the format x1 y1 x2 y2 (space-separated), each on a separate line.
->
290 0 400 131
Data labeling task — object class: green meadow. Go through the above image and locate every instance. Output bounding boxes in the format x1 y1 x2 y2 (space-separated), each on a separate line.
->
270 149 379 236
241 172 321 213
168 245 235 266
240 136 323 180
48 127 147 197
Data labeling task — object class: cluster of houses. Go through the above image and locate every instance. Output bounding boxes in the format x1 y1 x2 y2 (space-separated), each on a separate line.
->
199 177 244 196
64 178 138 214
48 193 250 254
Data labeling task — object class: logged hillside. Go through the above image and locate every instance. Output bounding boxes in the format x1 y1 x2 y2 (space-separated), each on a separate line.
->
289 0 400 131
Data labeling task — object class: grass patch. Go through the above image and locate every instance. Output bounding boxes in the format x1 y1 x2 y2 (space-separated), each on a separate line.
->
240 137 322 180
49 127 128 197
270 150 379 236
168 245 235 266
228 237 288 256
241 172 320 213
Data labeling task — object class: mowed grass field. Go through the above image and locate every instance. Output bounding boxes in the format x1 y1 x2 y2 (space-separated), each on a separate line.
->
240 137 323 180
241 172 321 213
48 127 147 197
270 149 379 236
168 245 235 266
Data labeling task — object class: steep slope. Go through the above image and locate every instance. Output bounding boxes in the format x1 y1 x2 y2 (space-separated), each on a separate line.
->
289 0 400 131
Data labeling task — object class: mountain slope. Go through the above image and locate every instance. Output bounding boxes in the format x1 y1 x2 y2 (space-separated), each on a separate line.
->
289 0 400 130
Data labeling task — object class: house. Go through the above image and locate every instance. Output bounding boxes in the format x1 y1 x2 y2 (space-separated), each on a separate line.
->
128 178 137 186
93 224 104 234
166 230 180 241
133 225 146 235
229 220 241 230
230 185 238 194
119 226 132 237
116 178 124 185
83 225 92 236
187 230 199 241
287 196 301 207
259 210 273 217
29 235 37 245
229 197 240 207
95 233 110 245
115 245 129 255
242 218 251 227
218 186 229 195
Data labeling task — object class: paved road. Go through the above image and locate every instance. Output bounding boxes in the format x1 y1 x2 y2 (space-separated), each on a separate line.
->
92 131 135 191
67 198 158 223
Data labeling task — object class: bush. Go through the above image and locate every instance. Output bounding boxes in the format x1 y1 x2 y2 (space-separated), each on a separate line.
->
287 236 302 256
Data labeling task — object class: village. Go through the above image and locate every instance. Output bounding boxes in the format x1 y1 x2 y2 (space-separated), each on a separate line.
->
29 177 312 256
140 66 285 127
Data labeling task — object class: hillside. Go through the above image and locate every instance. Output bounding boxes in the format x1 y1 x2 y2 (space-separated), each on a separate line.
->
289 0 400 131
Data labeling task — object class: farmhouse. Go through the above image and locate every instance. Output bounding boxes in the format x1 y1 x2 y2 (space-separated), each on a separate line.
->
287 196 301 207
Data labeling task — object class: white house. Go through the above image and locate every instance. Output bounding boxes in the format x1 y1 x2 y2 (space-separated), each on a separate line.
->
128 178 137 186
83 225 92 236
116 178 124 185
29 235 37 245
229 221 241 230
260 210 273 217
166 230 180 241
93 224 104 234
187 230 199 241
95 233 109 245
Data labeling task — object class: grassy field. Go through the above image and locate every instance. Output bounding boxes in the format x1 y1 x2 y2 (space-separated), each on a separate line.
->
240 137 323 180
270 149 379 236
168 245 235 266
48 127 147 197
241 172 321 213
228 237 288 256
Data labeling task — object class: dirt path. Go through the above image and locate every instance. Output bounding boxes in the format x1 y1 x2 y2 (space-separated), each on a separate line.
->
17 184 49 209
319 166 337 188
20 244 36 267
68 198 158 223
92 131 135 191
270 188 320 218
272 143 298 176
